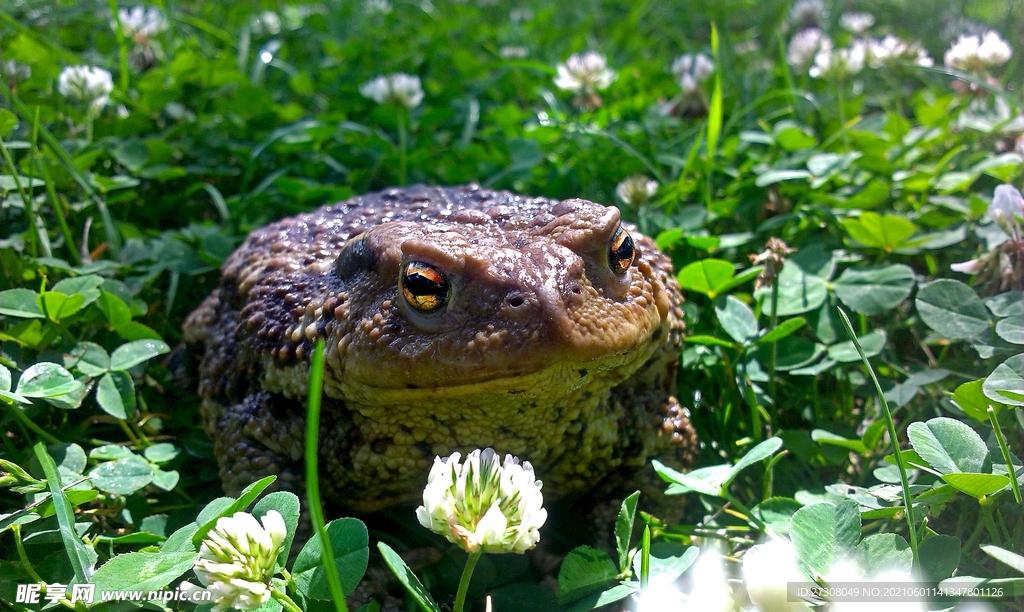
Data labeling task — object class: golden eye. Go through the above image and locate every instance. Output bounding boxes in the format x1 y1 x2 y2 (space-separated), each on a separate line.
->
400 261 450 312
609 225 635 275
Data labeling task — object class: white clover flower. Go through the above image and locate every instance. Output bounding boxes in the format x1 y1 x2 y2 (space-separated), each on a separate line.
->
1 60 31 85
554 51 616 93
616 175 658 208
989 184 1024 234
742 539 812 612
945 31 1012 72
360 73 424 109
252 11 282 35
364 0 393 13
867 35 934 68
787 28 832 68
57 66 114 112
416 448 547 554
115 6 167 42
685 550 734 612
671 53 714 94
809 41 866 79
192 510 288 612
788 0 824 26
500 45 529 59
839 12 875 35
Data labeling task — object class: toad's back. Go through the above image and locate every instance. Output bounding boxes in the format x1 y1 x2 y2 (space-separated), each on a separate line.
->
185 184 695 511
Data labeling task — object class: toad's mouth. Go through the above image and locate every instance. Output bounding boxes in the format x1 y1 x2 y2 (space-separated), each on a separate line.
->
259 336 659 406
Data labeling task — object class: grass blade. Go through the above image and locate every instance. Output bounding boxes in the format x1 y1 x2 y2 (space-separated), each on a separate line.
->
306 338 349 612
837 307 919 568
33 442 93 583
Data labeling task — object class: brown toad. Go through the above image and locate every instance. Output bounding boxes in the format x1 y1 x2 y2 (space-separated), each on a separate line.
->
184 184 695 513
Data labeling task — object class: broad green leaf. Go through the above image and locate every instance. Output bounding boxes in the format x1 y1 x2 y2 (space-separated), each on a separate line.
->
614 491 640 574
561 583 639 612
715 295 757 343
253 491 301 570
95 371 136 419
995 316 1024 345
985 291 1024 317
0 288 44 318
951 379 1001 421
983 354 1024 407
95 292 133 327
293 518 369 599
654 438 781 497
150 468 179 491
762 261 828 316
775 337 825 371
40 291 86 322
755 168 811 187
757 317 806 345
773 120 817 150
66 342 110 377
972 152 1023 181
920 535 961 582
0 364 10 393
789 501 861 578
90 552 197 601
657 462 733 496
883 369 949 408
88 456 154 494
752 497 803 535
109 340 169 371
981 545 1024 574
378 542 442 612
827 330 886 362
856 533 913 576
15 362 82 398
557 545 619 605
843 212 916 251
907 417 989 475
630 542 699 583
684 334 738 348
676 259 735 298
729 437 783 482
915 279 990 340
51 275 104 308
833 265 916 315
812 430 867 455
143 443 179 464
941 473 1009 498
0 108 17 135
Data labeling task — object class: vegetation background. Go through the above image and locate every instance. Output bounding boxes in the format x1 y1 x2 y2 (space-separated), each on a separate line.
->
1 0 1023 610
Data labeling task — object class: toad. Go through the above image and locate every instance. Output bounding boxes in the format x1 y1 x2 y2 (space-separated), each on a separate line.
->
184 184 696 513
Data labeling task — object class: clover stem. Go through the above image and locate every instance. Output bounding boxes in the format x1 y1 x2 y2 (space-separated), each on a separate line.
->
13 524 47 585
988 406 1022 506
271 587 304 612
837 307 919 568
453 551 482 612
766 273 780 431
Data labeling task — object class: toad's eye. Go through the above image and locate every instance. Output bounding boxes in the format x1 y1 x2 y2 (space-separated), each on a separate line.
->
400 261 450 312
608 225 635 275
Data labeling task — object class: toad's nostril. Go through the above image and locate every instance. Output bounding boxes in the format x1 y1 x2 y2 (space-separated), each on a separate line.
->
508 295 526 308
569 286 583 295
